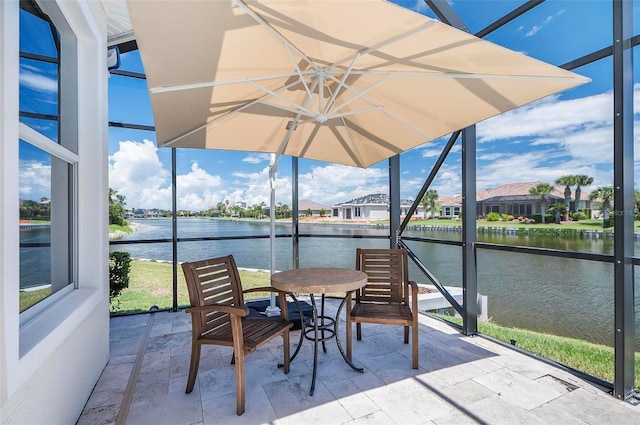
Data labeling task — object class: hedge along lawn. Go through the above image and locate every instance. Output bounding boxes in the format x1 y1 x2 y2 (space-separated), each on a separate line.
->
401 218 640 231
111 259 274 314
437 314 640 389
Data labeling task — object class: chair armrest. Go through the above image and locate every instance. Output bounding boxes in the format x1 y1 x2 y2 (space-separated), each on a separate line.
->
243 286 289 296
185 305 250 317
408 280 419 313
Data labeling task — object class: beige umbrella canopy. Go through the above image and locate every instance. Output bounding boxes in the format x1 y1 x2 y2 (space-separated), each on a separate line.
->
126 0 589 169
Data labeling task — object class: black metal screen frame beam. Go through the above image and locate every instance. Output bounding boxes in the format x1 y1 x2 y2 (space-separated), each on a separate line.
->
109 69 147 80
561 35 640 71
461 127 478 335
612 0 635 401
171 148 178 312
19 111 57 121
292 157 300 269
399 240 463 316
399 131 460 233
108 121 155 132
389 155 401 248
474 0 545 38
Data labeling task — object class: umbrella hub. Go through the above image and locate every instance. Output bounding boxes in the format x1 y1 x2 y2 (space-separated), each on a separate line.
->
312 66 333 79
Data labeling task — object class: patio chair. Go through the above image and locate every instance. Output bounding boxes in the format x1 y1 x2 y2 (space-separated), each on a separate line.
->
182 255 292 415
347 248 419 369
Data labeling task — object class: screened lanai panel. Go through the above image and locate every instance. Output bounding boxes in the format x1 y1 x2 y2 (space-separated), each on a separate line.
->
421 0 526 34
482 1 612 67
108 74 154 126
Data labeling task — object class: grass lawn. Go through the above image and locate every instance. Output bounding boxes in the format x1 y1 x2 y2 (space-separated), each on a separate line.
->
438 314 639 389
111 259 274 314
109 223 134 234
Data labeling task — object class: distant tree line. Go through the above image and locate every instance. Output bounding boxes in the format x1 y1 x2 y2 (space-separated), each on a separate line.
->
19 197 50 221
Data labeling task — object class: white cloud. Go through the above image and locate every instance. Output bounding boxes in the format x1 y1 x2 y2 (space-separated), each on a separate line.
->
109 140 172 208
19 67 57 93
524 10 564 37
298 164 388 205
242 153 270 164
19 160 51 200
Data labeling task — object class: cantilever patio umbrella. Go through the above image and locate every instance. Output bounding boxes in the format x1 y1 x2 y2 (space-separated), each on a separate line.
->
126 0 588 312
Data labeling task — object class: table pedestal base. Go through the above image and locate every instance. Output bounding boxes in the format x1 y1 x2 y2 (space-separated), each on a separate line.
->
307 293 364 396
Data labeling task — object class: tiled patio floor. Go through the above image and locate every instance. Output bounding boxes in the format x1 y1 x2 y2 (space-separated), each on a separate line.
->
78 299 640 425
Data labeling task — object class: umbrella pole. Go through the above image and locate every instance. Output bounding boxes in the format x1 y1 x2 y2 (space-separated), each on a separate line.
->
265 154 281 317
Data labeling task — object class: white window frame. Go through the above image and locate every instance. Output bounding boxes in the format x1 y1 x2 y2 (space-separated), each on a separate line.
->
18 123 78 326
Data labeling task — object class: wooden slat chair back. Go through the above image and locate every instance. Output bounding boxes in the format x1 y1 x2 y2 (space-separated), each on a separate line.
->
182 255 292 415
347 248 419 369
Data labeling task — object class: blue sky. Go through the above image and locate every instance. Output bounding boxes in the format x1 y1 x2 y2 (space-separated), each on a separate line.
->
21 1 640 211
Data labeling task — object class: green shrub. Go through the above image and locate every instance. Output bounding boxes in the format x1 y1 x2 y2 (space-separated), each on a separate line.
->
578 208 592 219
109 251 132 301
486 212 500 221
531 213 553 223
571 211 588 221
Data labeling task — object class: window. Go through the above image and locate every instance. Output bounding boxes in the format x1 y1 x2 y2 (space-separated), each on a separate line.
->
354 207 361 217
19 1 77 316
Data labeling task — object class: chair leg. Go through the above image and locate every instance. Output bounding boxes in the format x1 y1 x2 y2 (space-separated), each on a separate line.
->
404 325 409 344
412 323 419 369
346 318 352 361
185 343 201 394
356 323 362 341
235 349 245 415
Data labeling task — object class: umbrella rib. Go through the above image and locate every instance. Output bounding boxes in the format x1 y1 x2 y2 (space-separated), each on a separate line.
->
332 21 437 68
162 78 303 147
328 107 384 120
323 52 361 116
326 73 393 115
260 101 316 119
343 70 590 83
326 74 433 141
285 45 318 112
150 71 312 94
233 0 314 66
246 80 316 117
323 85 366 168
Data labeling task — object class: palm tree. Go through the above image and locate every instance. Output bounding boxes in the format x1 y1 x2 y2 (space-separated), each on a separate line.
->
547 201 567 224
589 186 614 228
280 203 290 219
555 175 576 220
529 183 554 224
421 189 438 219
573 175 594 212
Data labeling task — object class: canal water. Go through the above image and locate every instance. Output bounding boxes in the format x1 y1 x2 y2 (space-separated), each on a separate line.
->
21 218 640 347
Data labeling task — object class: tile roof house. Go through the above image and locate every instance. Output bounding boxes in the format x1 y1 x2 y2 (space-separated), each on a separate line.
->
437 181 592 218
298 200 332 217
332 193 424 220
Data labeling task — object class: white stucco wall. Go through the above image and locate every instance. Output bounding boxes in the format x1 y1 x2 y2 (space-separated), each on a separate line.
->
1 1 110 423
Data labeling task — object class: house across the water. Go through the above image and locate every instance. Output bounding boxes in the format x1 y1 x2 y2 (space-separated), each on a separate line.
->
331 193 424 220
438 181 592 219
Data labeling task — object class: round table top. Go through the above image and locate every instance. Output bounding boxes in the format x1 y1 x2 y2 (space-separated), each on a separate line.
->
271 267 368 294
